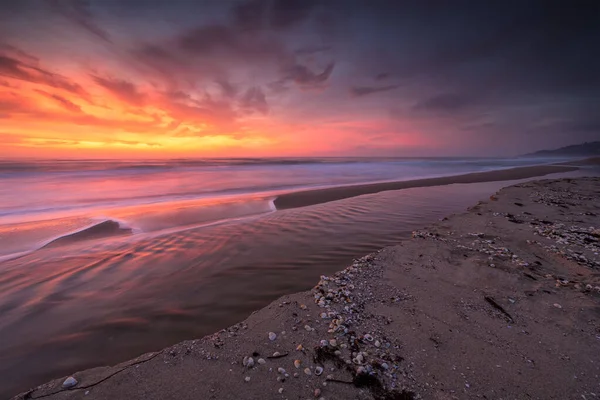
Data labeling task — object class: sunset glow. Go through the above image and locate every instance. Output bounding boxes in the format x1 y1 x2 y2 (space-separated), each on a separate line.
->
1 1 598 158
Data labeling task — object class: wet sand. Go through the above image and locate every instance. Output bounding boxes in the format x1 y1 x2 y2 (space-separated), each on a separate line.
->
14 176 600 399
274 164 578 209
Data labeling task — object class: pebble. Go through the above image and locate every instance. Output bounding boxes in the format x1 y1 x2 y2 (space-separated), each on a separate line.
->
278 388 284 394
62 376 77 388
273 352 281 357
244 376 251 382
304 367 312 375
293 372 299 378
278 367 286 374
329 339 337 347
243 356 255 368
258 358 266 365
304 325 312 331
554 303 563 309
314 388 322 397
269 332 277 341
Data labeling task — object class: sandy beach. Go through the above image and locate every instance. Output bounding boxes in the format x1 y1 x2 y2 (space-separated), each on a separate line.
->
274 164 578 209
13 174 600 399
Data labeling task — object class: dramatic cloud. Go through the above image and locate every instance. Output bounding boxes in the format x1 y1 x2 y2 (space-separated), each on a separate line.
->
91 76 146 106
0 48 88 97
350 84 400 97
49 0 112 43
240 86 268 114
412 93 475 113
0 1 598 157
284 62 335 89
232 0 319 31
34 89 82 113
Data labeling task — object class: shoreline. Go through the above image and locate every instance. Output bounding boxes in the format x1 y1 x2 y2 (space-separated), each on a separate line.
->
14 176 600 399
274 164 578 209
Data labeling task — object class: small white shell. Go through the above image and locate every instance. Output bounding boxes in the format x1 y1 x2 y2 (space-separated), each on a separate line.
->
364 334 374 342
314 366 324 376
62 376 77 388
277 367 286 374
272 351 281 357
268 332 277 341
304 325 312 331
304 367 312 375
258 358 266 365
244 376 251 382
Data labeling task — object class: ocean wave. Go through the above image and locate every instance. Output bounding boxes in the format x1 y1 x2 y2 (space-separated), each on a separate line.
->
40 219 133 249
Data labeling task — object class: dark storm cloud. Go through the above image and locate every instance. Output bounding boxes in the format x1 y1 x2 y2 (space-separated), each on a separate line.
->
350 84 400 97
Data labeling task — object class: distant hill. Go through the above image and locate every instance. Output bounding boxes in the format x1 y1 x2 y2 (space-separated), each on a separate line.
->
524 141 600 157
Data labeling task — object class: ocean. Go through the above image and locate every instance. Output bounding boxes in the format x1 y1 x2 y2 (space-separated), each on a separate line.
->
0 156 592 397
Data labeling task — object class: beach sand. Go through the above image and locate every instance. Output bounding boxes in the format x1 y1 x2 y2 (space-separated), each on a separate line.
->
274 164 578 209
14 175 600 399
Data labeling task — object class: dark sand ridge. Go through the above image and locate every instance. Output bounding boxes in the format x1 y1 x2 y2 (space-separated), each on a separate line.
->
15 175 600 399
274 164 578 209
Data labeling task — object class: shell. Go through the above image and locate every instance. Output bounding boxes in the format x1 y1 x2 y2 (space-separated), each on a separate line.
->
272 351 281 357
304 367 312 376
294 359 302 368
278 388 284 394
319 339 328 347
244 376 251 382
296 344 303 351
314 366 324 376
243 356 254 367
258 358 266 365
277 367 286 374
62 376 77 389
364 334 374 342
268 332 277 341
304 325 312 331
314 388 322 397
329 339 337 347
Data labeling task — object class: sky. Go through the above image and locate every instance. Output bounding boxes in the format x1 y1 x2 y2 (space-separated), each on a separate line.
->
0 0 598 158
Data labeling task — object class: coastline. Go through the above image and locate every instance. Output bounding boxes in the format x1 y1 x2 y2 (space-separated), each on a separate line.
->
15 176 600 400
274 164 578 209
